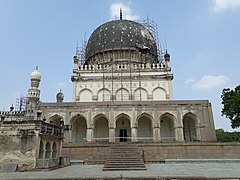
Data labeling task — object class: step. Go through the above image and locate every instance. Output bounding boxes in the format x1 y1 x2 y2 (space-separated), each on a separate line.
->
102 167 147 171
104 164 146 167
105 159 143 161
105 161 144 165
103 143 146 171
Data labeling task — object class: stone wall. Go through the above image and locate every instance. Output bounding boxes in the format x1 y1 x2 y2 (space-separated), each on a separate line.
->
0 123 39 171
62 142 240 163
139 143 240 162
62 144 110 164
0 120 64 171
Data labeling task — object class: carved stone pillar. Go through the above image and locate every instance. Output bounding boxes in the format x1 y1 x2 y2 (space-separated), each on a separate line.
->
131 123 138 142
86 128 93 142
153 123 161 142
109 127 116 143
175 126 184 142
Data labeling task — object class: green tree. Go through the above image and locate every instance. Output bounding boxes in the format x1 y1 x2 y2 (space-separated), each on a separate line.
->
216 129 240 142
221 85 240 128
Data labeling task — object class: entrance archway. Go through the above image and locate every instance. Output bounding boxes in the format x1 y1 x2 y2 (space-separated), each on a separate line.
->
94 115 109 142
71 115 87 144
49 115 63 127
137 114 153 142
160 113 175 142
115 114 131 142
45 142 51 159
183 113 197 142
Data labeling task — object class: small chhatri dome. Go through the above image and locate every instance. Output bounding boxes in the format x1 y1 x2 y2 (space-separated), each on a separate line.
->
56 90 64 103
30 66 41 80
85 19 158 65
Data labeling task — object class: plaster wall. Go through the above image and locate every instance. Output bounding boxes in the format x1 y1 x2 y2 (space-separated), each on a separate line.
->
0 124 39 171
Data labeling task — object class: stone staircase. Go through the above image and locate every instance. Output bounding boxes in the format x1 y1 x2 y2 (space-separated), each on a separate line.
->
103 143 146 171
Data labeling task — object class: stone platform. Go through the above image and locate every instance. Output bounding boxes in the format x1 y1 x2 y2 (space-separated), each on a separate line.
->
62 142 240 163
0 161 240 179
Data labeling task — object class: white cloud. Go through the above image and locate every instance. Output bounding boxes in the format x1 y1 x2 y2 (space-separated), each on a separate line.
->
192 75 230 90
110 2 139 20
213 0 240 13
184 78 196 85
58 82 66 88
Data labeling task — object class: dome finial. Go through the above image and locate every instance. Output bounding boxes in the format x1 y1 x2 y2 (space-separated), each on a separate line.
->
36 65 38 70
120 8 122 20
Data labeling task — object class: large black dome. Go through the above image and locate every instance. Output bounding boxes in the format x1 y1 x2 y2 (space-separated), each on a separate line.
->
85 19 158 62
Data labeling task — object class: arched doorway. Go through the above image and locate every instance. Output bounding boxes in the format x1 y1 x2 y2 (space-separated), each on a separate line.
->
52 142 57 158
137 114 153 142
38 140 44 159
45 142 51 159
115 114 131 142
71 115 87 144
160 113 175 142
49 115 63 127
183 113 197 142
94 115 109 142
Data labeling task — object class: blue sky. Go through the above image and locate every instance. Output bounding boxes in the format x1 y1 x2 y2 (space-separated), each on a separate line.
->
0 0 240 131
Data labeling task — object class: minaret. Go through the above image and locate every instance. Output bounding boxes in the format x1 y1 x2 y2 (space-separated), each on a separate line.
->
26 66 41 118
164 50 171 68
56 89 64 103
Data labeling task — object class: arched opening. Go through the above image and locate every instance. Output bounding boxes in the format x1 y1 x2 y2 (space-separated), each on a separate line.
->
98 88 111 101
71 115 87 144
79 89 92 102
52 142 57 158
137 114 153 142
160 114 175 142
134 88 148 101
115 114 131 142
152 87 166 100
183 113 197 142
94 115 109 142
38 140 44 159
116 88 129 101
45 142 51 159
49 115 63 127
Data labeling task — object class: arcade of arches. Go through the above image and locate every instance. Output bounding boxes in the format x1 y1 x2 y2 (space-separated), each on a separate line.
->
54 112 202 144
38 138 61 160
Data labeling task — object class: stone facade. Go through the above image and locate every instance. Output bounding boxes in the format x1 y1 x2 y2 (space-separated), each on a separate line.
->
39 100 216 144
0 119 66 171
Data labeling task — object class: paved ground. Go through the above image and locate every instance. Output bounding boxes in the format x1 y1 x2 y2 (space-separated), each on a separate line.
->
0 162 240 179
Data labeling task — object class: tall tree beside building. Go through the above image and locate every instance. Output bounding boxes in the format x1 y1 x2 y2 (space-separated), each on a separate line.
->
221 85 240 128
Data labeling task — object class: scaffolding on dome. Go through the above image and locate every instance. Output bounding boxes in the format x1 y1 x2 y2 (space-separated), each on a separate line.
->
76 38 87 65
138 17 167 64
76 18 169 102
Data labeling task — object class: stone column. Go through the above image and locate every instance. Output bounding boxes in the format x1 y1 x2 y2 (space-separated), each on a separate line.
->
131 122 138 142
195 126 202 141
50 142 53 159
174 126 184 142
153 123 161 142
109 127 116 143
86 128 93 142
42 141 46 159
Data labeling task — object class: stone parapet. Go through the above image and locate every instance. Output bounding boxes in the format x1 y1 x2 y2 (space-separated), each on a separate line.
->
76 63 168 72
